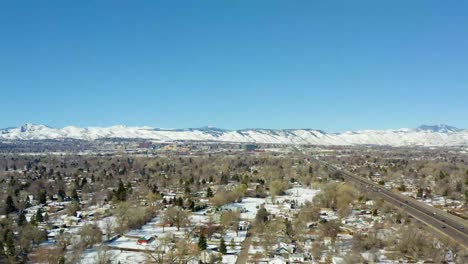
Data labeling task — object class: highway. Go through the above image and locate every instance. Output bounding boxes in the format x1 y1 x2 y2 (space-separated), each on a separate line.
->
318 160 468 249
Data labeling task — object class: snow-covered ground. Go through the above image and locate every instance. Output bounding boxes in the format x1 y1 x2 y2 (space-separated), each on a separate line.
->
222 186 320 221
81 185 321 263
81 248 147 264
221 254 238 264
222 197 266 219
190 209 212 225
273 187 320 205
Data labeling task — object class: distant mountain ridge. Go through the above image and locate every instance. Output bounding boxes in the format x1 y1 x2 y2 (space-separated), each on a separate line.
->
416 124 462 133
0 123 467 146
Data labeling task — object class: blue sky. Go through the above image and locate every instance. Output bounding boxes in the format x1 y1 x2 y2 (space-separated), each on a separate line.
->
0 1 467 132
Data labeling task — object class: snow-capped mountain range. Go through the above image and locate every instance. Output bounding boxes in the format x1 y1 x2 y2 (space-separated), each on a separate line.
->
0 124 467 146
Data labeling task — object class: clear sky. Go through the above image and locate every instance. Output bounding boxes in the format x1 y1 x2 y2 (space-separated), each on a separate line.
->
0 1 467 132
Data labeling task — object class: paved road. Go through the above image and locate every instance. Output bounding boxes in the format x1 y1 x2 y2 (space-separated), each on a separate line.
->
236 230 252 264
319 160 468 249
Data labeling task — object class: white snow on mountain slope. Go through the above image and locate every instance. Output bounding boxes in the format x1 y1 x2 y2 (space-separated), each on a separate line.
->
0 124 466 146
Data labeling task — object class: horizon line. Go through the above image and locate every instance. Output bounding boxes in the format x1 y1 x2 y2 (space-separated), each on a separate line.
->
1 123 464 134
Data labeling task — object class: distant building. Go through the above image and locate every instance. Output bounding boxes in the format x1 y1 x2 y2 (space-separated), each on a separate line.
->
243 144 259 151
138 142 152 148
239 220 251 231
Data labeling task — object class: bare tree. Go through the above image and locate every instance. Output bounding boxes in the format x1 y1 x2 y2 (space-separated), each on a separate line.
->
95 245 113 264
79 224 103 249
220 209 241 235
162 206 189 231
104 218 114 241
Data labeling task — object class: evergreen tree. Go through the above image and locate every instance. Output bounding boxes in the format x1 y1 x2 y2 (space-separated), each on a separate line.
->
417 188 424 198
219 237 227 254
177 197 184 207
184 185 191 195
36 208 44 222
151 185 158 194
71 188 79 201
439 170 446 180
81 177 88 188
285 218 293 237
58 189 66 201
38 189 47 204
372 209 378 217
126 181 132 194
5 229 15 256
18 211 26 226
115 179 127 201
189 200 195 211
198 234 207 251
5 195 16 214
220 174 228 184
206 187 213 198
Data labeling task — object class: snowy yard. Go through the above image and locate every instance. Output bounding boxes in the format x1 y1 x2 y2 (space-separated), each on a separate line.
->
82 185 320 263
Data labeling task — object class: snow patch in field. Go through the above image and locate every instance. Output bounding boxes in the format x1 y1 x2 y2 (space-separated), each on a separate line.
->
275 187 320 206
222 197 266 220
